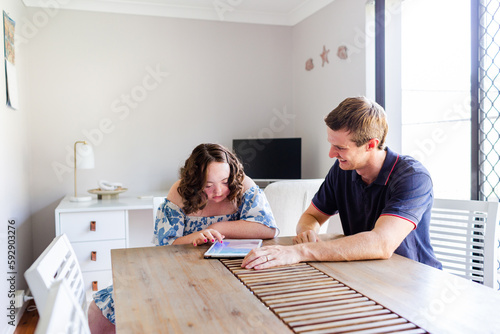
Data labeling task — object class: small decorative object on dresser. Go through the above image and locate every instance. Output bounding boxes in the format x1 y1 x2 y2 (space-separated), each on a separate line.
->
88 180 127 199
88 188 128 200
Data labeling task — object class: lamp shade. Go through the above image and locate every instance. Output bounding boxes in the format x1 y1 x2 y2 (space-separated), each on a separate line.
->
76 143 94 169
70 141 95 202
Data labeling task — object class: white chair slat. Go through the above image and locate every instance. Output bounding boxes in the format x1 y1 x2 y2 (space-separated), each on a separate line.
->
24 234 87 315
433 251 485 262
34 280 90 334
430 199 499 288
437 257 485 268
432 241 485 251
431 222 486 231
433 234 485 242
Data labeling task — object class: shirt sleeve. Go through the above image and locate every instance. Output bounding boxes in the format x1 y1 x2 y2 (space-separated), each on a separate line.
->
312 164 338 216
153 200 186 246
381 169 433 228
238 186 278 230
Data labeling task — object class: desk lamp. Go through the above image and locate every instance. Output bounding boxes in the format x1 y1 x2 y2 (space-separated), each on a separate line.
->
69 140 95 202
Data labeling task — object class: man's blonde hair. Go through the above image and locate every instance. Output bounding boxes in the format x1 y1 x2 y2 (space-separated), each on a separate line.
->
324 96 388 149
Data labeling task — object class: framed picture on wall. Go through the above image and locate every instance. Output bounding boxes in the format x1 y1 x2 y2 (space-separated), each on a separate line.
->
3 11 18 109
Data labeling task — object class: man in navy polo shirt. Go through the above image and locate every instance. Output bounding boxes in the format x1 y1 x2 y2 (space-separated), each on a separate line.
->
242 96 442 270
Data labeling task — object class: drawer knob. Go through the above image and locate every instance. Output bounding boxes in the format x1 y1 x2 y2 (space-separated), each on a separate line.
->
92 281 98 291
90 221 96 231
91 251 97 261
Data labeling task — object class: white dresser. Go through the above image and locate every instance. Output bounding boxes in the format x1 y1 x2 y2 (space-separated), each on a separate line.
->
54 194 166 300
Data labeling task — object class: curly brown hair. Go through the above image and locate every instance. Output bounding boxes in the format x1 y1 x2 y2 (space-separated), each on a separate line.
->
178 143 245 214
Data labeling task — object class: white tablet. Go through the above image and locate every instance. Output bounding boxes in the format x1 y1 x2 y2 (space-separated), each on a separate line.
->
203 239 263 258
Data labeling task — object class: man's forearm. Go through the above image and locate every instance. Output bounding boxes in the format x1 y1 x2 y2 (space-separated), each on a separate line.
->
243 232 386 270
296 213 322 234
298 230 391 262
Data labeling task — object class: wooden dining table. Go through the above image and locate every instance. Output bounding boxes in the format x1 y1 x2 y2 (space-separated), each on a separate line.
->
111 235 500 333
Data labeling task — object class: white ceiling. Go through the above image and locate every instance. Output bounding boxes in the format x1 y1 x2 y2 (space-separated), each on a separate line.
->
22 0 335 26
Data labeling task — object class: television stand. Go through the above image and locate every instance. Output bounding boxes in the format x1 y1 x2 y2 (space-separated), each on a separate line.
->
253 179 300 189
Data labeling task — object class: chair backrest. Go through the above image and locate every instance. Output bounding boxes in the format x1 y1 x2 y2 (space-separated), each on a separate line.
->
34 280 90 334
264 179 329 236
429 198 500 288
153 196 166 225
24 234 86 315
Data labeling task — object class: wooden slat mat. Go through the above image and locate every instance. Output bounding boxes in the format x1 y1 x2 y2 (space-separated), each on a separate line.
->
220 259 427 334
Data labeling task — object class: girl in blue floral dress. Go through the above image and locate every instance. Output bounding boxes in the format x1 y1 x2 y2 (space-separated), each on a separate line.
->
88 143 278 333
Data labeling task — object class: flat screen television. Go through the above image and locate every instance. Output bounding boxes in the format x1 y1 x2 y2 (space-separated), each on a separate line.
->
232 138 301 180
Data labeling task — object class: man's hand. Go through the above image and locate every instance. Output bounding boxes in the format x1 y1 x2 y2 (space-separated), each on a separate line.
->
241 245 302 270
294 204 331 243
293 230 320 244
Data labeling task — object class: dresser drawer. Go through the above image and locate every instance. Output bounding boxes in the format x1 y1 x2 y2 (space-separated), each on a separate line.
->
59 210 126 242
83 270 113 302
72 240 126 272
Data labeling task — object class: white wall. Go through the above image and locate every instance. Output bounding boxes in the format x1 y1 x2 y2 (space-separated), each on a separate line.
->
1 4 371 331
292 0 368 179
23 9 294 258
1 2 32 333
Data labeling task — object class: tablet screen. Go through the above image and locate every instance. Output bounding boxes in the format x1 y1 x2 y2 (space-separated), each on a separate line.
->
204 239 262 258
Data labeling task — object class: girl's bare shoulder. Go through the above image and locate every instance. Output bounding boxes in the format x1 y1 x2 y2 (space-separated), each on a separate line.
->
241 174 256 192
166 180 183 207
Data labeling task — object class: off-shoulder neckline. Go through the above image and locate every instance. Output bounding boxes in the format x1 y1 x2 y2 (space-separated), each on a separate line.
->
164 186 259 219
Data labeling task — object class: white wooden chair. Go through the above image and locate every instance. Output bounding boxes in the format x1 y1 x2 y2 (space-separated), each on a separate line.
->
429 198 500 288
34 280 90 334
264 179 331 236
153 196 166 225
24 234 86 316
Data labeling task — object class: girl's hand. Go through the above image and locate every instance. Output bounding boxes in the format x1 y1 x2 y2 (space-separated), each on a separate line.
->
190 229 225 246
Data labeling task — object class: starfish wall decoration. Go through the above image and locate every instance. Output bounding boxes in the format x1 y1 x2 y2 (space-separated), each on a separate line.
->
320 45 330 67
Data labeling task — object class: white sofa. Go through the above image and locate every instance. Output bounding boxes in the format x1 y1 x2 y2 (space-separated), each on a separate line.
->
263 179 341 237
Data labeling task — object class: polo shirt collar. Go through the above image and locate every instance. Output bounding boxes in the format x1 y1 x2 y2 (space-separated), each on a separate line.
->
374 147 399 185
351 147 399 185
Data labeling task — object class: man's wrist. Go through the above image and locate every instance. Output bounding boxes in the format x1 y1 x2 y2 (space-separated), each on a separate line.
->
294 243 315 262
297 221 320 235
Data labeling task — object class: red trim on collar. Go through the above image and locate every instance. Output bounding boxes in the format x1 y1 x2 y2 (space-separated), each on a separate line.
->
380 213 416 230
385 154 399 185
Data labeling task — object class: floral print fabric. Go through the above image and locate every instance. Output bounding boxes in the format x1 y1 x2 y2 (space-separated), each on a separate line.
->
94 186 276 324
153 186 277 246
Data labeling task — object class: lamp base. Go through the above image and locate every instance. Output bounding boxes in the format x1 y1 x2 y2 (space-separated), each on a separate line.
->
69 195 92 202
